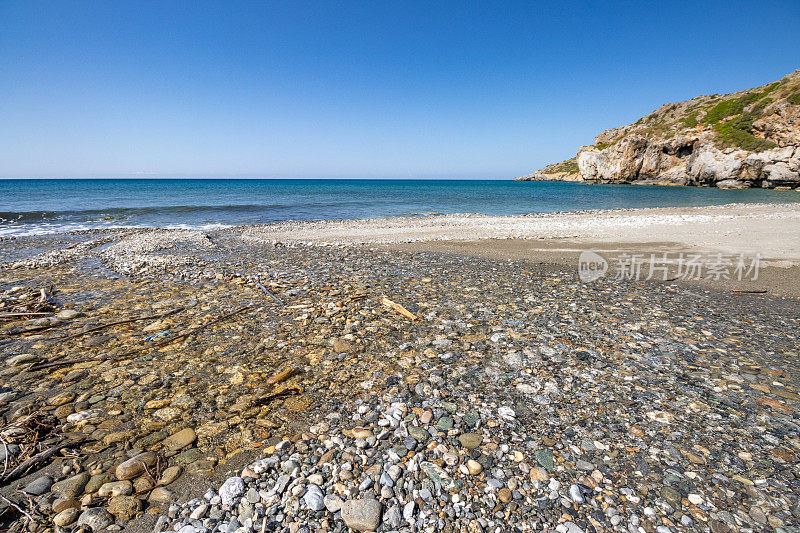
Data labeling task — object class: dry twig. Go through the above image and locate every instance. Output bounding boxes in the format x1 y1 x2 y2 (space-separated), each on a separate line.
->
27 306 253 371
0 494 35 527
252 387 301 408
1 439 83 483
381 296 419 321
253 280 284 305
116 305 253 357
732 289 768 294
0 435 8 478
52 306 186 341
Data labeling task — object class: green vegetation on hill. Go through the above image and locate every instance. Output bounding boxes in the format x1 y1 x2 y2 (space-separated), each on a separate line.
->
591 74 800 153
714 116 776 152
541 157 579 174
702 83 779 125
703 99 746 124
681 111 699 128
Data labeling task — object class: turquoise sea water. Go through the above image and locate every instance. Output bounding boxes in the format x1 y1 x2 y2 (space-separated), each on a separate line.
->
0 179 797 236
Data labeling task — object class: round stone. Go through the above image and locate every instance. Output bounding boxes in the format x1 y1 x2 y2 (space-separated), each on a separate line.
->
24 475 53 496
408 426 429 442
52 498 81 514
98 480 133 498
52 473 89 499
303 485 325 511
529 466 549 482
219 476 245 507
158 466 182 485
148 487 176 504
435 416 454 431
458 433 483 450
466 459 483 475
324 494 344 513
341 499 382 531
76 507 114 530
107 495 142 520
163 428 197 451
569 484 585 503
53 508 79 527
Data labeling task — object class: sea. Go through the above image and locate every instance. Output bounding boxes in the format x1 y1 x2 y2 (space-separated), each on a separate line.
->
0 178 797 237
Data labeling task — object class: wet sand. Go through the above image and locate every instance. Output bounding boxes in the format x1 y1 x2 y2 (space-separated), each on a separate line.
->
387 239 800 298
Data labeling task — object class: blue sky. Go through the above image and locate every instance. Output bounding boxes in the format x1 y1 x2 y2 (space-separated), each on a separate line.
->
1 1 798 179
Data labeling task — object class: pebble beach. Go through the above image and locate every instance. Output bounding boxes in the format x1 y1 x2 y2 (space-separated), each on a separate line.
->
0 206 799 533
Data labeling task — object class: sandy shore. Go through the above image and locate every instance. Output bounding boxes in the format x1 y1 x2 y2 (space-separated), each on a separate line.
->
243 202 800 297
241 203 800 260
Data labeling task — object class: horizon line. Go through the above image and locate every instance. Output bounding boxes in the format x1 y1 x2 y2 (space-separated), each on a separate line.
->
0 176 515 181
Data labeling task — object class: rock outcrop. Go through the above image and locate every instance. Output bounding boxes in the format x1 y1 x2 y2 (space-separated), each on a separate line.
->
577 135 800 189
519 70 800 189
515 157 582 182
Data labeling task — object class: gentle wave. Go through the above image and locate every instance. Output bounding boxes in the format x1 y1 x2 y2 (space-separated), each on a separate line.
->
0 204 309 223
0 198 420 224
0 221 236 237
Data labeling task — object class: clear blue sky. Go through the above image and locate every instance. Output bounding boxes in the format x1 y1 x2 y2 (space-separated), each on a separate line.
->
1 1 798 179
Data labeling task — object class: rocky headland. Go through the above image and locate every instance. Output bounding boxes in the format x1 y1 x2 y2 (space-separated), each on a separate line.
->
517 70 800 189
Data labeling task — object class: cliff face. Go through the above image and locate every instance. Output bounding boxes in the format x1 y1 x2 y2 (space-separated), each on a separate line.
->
519 70 800 189
577 135 799 189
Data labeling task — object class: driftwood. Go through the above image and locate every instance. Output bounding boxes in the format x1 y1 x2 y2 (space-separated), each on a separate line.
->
28 357 93 372
381 296 419 321
252 387 301 408
107 305 254 361
253 281 284 305
135 305 251 350
0 312 52 319
1 439 83 483
732 289 768 294
24 307 186 370
27 306 252 371
0 322 63 337
12 306 185 340
267 367 298 385
51 306 186 341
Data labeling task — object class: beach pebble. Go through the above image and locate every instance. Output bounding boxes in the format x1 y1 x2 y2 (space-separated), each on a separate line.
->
219 477 245 507
341 499 382 531
76 507 114 530
24 475 53 495
302 484 325 511
115 452 156 480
